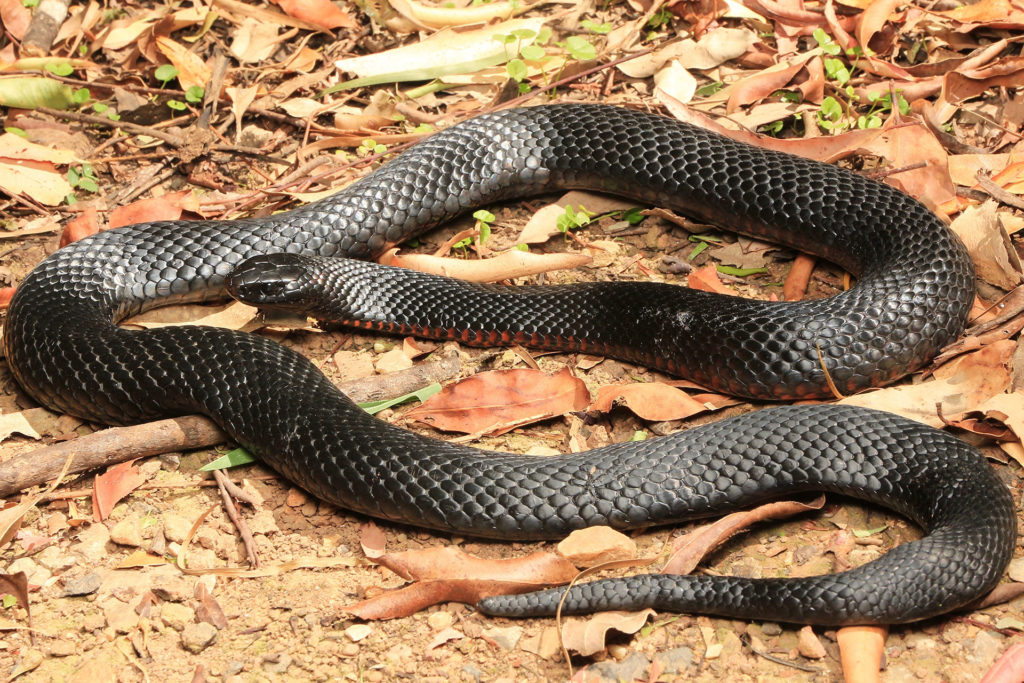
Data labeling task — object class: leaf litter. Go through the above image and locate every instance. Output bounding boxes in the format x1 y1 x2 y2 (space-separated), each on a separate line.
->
0 0 1021 679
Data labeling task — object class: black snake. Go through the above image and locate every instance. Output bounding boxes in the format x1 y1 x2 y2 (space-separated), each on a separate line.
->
3 104 1015 624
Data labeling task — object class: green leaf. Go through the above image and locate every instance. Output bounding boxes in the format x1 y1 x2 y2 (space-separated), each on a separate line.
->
4 127 28 138
629 431 648 441
510 28 536 39
44 63 74 79
200 447 257 471
622 207 645 225
819 96 843 121
687 241 709 260
1 594 17 609
77 177 99 193
473 209 496 223
154 64 179 84
520 44 546 61
688 233 722 243
22 0 38 7
166 99 186 111
185 85 205 103
514 243 529 251
358 382 442 415
564 36 596 61
716 265 767 277
67 166 80 186
580 19 611 34
93 102 108 113
506 58 527 82
72 87 91 104
695 81 724 96
852 524 889 538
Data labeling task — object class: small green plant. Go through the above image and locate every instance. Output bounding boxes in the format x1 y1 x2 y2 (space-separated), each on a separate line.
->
357 138 387 157
21 0 38 8
72 87 120 120
494 27 554 94
4 127 28 138
67 164 99 203
154 64 179 87
695 81 724 97
646 7 673 29
472 209 495 244
44 62 74 77
556 204 594 233
561 35 596 61
185 86 204 104
580 19 611 34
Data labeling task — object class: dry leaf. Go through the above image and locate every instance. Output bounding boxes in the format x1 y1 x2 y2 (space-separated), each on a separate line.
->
517 191 636 245
345 546 578 619
59 207 100 247
687 264 736 295
980 642 1024 683
108 191 197 229
272 0 355 29
125 301 259 331
839 340 1014 426
116 550 168 569
837 625 887 683
556 527 637 568
590 382 738 422
379 249 592 282
663 497 825 574
405 368 589 436
560 609 656 657
155 36 213 93
950 200 1023 291
93 460 144 521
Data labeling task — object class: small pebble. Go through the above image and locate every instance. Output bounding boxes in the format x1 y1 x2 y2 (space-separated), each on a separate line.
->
62 572 102 597
427 611 453 631
341 642 359 657
181 622 218 653
344 624 372 642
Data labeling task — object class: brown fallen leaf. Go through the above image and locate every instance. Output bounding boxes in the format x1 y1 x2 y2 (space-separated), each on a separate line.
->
195 581 229 630
687 264 736 295
839 339 1014 427
663 496 825 574
556 527 637 568
108 190 197 230
837 624 887 683
59 207 100 248
784 254 817 301
950 200 1023 291
404 368 590 436
978 391 1024 467
725 52 816 113
271 0 356 29
155 36 213 93
855 0 902 55
589 382 739 422
560 609 656 657
981 642 1024 683
378 248 592 283
346 546 578 619
116 550 168 569
359 521 388 559
426 627 464 651
92 460 144 522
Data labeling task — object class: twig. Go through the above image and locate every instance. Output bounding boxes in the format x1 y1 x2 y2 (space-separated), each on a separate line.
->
20 0 70 56
213 469 261 568
868 161 927 180
742 635 823 673
37 107 186 147
976 171 1024 211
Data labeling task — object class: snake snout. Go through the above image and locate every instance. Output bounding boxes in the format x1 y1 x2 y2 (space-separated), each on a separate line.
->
226 254 314 307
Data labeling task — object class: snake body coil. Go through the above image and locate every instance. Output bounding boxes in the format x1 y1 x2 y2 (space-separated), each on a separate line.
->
3 105 1015 624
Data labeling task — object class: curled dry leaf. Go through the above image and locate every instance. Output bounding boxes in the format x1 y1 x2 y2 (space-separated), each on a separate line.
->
855 0 903 55
981 642 1024 683
0 572 31 631
589 382 739 422
840 339 1014 426
387 0 519 29
977 391 1024 467
560 609 656 657
725 51 816 113
359 522 388 559
124 301 260 332
378 248 592 282
837 625 887 683
663 496 825 574
346 546 578 620
404 368 590 436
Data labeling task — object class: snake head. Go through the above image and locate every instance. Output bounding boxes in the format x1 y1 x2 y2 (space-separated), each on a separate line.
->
226 253 315 309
